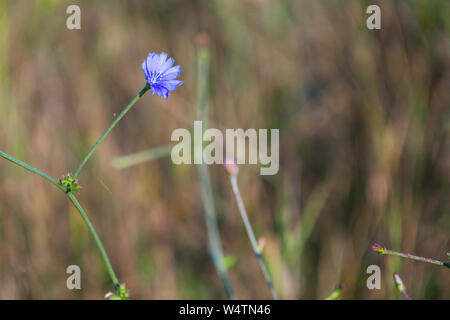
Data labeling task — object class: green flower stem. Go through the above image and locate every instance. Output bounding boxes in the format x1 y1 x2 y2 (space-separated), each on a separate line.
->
73 84 150 179
0 84 152 294
229 175 278 300
0 150 64 191
67 192 119 287
0 149 121 290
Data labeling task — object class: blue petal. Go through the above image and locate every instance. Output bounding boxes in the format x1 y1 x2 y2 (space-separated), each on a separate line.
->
160 80 184 91
146 53 158 73
154 85 169 99
142 60 149 81
153 85 164 97
161 86 169 99
161 65 181 81
157 52 168 69
158 57 174 74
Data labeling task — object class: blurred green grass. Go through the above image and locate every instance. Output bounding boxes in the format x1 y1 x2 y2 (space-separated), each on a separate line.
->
0 0 448 299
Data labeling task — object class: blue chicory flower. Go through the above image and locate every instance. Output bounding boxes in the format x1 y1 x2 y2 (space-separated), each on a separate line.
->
142 52 184 99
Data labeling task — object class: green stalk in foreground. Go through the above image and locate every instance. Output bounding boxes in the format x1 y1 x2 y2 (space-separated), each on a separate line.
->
67 192 119 286
228 173 278 300
372 243 450 269
0 150 121 290
0 150 64 191
74 84 150 179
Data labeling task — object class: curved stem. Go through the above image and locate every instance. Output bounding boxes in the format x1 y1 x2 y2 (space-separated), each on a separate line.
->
0 150 64 192
67 192 120 287
0 149 120 290
74 84 150 179
230 176 278 300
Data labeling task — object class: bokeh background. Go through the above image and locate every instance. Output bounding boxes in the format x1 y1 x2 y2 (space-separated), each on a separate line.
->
0 0 449 299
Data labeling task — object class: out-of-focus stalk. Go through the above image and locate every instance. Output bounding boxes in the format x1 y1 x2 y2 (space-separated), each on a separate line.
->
112 145 172 169
196 35 236 299
228 174 278 299
372 243 450 269
224 160 278 299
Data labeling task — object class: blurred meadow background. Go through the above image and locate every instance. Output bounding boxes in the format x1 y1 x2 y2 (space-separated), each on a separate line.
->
0 0 449 299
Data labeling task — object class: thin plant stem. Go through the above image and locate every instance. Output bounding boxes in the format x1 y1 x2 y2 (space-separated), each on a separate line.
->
196 44 235 299
402 290 412 300
230 175 278 300
372 243 450 268
67 192 119 287
74 84 150 178
0 149 121 290
198 164 236 299
0 150 64 191
2 82 155 296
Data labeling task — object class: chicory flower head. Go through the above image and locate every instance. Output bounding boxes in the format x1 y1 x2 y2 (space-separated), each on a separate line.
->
142 52 184 99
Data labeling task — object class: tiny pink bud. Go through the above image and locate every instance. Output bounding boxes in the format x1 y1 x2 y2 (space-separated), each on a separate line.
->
224 158 239 177
257 236 266 254
393 272 406 293
371 243 386 254
258 237 265 248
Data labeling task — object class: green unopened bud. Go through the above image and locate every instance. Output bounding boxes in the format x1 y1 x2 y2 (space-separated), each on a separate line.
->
105 283 130 300
118 283 130 299
59 173 81 193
